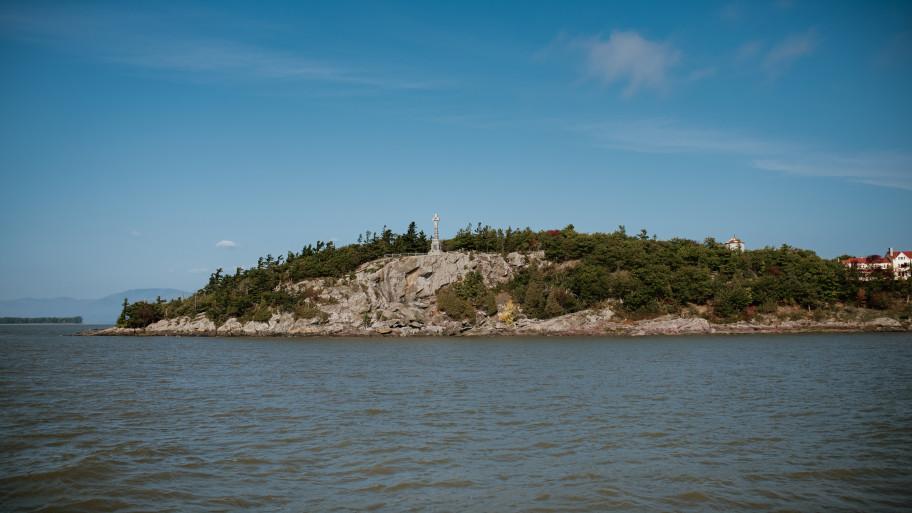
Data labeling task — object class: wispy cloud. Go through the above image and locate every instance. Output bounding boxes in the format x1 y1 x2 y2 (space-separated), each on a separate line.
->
572 31 681 96
763 29 819 74
574 119 780 155
732 30 820 78
735 40 764 62
573 119 912 191
753 153 912 191
215 240 237 249
0 5 434 90
687 67 716 82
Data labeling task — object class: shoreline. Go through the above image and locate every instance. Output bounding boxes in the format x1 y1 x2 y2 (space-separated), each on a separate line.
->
81 315 910 338
99 251 912 341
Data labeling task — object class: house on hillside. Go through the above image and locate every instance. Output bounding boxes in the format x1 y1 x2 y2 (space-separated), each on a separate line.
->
841 254 894 281
886 248 912 280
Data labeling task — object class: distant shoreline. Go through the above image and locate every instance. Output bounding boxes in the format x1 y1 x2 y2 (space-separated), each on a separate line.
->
1 316 82 325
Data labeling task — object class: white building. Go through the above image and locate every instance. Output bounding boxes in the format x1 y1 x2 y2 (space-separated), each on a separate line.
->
725 235 745 252
841 248 910 281
886 248 912 280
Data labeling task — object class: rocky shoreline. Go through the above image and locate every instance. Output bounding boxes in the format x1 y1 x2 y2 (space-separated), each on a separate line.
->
84 251 911 338
84 311 909 338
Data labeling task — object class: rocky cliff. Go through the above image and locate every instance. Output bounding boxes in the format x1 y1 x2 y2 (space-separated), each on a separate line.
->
91 252 910 337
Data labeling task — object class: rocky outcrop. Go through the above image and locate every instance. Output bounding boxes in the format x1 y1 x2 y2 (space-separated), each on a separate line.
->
630 316 713 336
93 251 544 337
87 251 911 338
279 251 544 334
145 314 216 334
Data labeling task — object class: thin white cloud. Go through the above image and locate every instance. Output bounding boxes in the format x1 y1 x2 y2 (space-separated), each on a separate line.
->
577 31 681 96
215 240 237 249
129 229 142 237
0 5 434 90
574 119 781 155
753 153 912 191
573 119 912 191
735 40 765 62
763 29 819 74
687 67 716 82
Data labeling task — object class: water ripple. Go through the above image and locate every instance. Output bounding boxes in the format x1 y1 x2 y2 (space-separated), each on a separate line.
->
1 326 911 512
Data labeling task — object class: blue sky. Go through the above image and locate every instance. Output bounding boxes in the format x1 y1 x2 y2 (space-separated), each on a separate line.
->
1 0 910 299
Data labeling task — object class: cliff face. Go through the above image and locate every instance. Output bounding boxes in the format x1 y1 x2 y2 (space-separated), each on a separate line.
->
280 250 543 332
92 252 911 337
101 251 545 337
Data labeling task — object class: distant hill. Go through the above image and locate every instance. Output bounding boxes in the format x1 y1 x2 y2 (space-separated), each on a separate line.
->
0 289 189 325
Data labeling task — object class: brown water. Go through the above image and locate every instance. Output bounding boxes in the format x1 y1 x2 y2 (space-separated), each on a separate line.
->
1 325 911 512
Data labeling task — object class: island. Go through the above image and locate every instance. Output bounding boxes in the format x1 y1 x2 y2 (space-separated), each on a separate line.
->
89 218 912 337
1 316 83 324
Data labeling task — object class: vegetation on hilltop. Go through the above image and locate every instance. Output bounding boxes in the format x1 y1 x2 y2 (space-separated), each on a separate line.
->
118 223 431 327
117 222 912 328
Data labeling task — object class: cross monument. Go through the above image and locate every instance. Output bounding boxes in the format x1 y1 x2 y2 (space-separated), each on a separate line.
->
429 213 443 254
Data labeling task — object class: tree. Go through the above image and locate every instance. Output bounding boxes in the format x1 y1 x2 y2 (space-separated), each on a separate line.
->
714 284 752 319
523 274 547 318
117 298 128 326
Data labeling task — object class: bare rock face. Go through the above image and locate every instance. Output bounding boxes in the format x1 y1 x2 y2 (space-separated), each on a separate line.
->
361 251 540 306
867 317 903 329
145 314 216 334
630 316 713 336
285 251 544 332
500 307 618 336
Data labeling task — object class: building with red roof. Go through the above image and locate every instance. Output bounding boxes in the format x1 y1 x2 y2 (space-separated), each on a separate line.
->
886 248 912 280
841 248 911 280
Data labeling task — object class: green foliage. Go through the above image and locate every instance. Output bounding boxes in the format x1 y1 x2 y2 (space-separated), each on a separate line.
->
293 300 324 320
118 300 164 328
669 266 713 304
496 227 907 318
452 272 497 315
436 286 476 321
436 271 498 321
145 222 435 324
242 305 273 323
509 266 577 319
446 224 541 253
713 284 753 319
545 288 576 318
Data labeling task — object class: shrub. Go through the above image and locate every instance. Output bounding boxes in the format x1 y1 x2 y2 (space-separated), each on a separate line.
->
241 305 273 323
294 300 323 320
453 272 497 315
436 286 475 321
498 299 518 325
713 285 752 320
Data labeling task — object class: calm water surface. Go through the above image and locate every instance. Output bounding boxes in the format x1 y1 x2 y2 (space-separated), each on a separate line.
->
1 325 911 512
